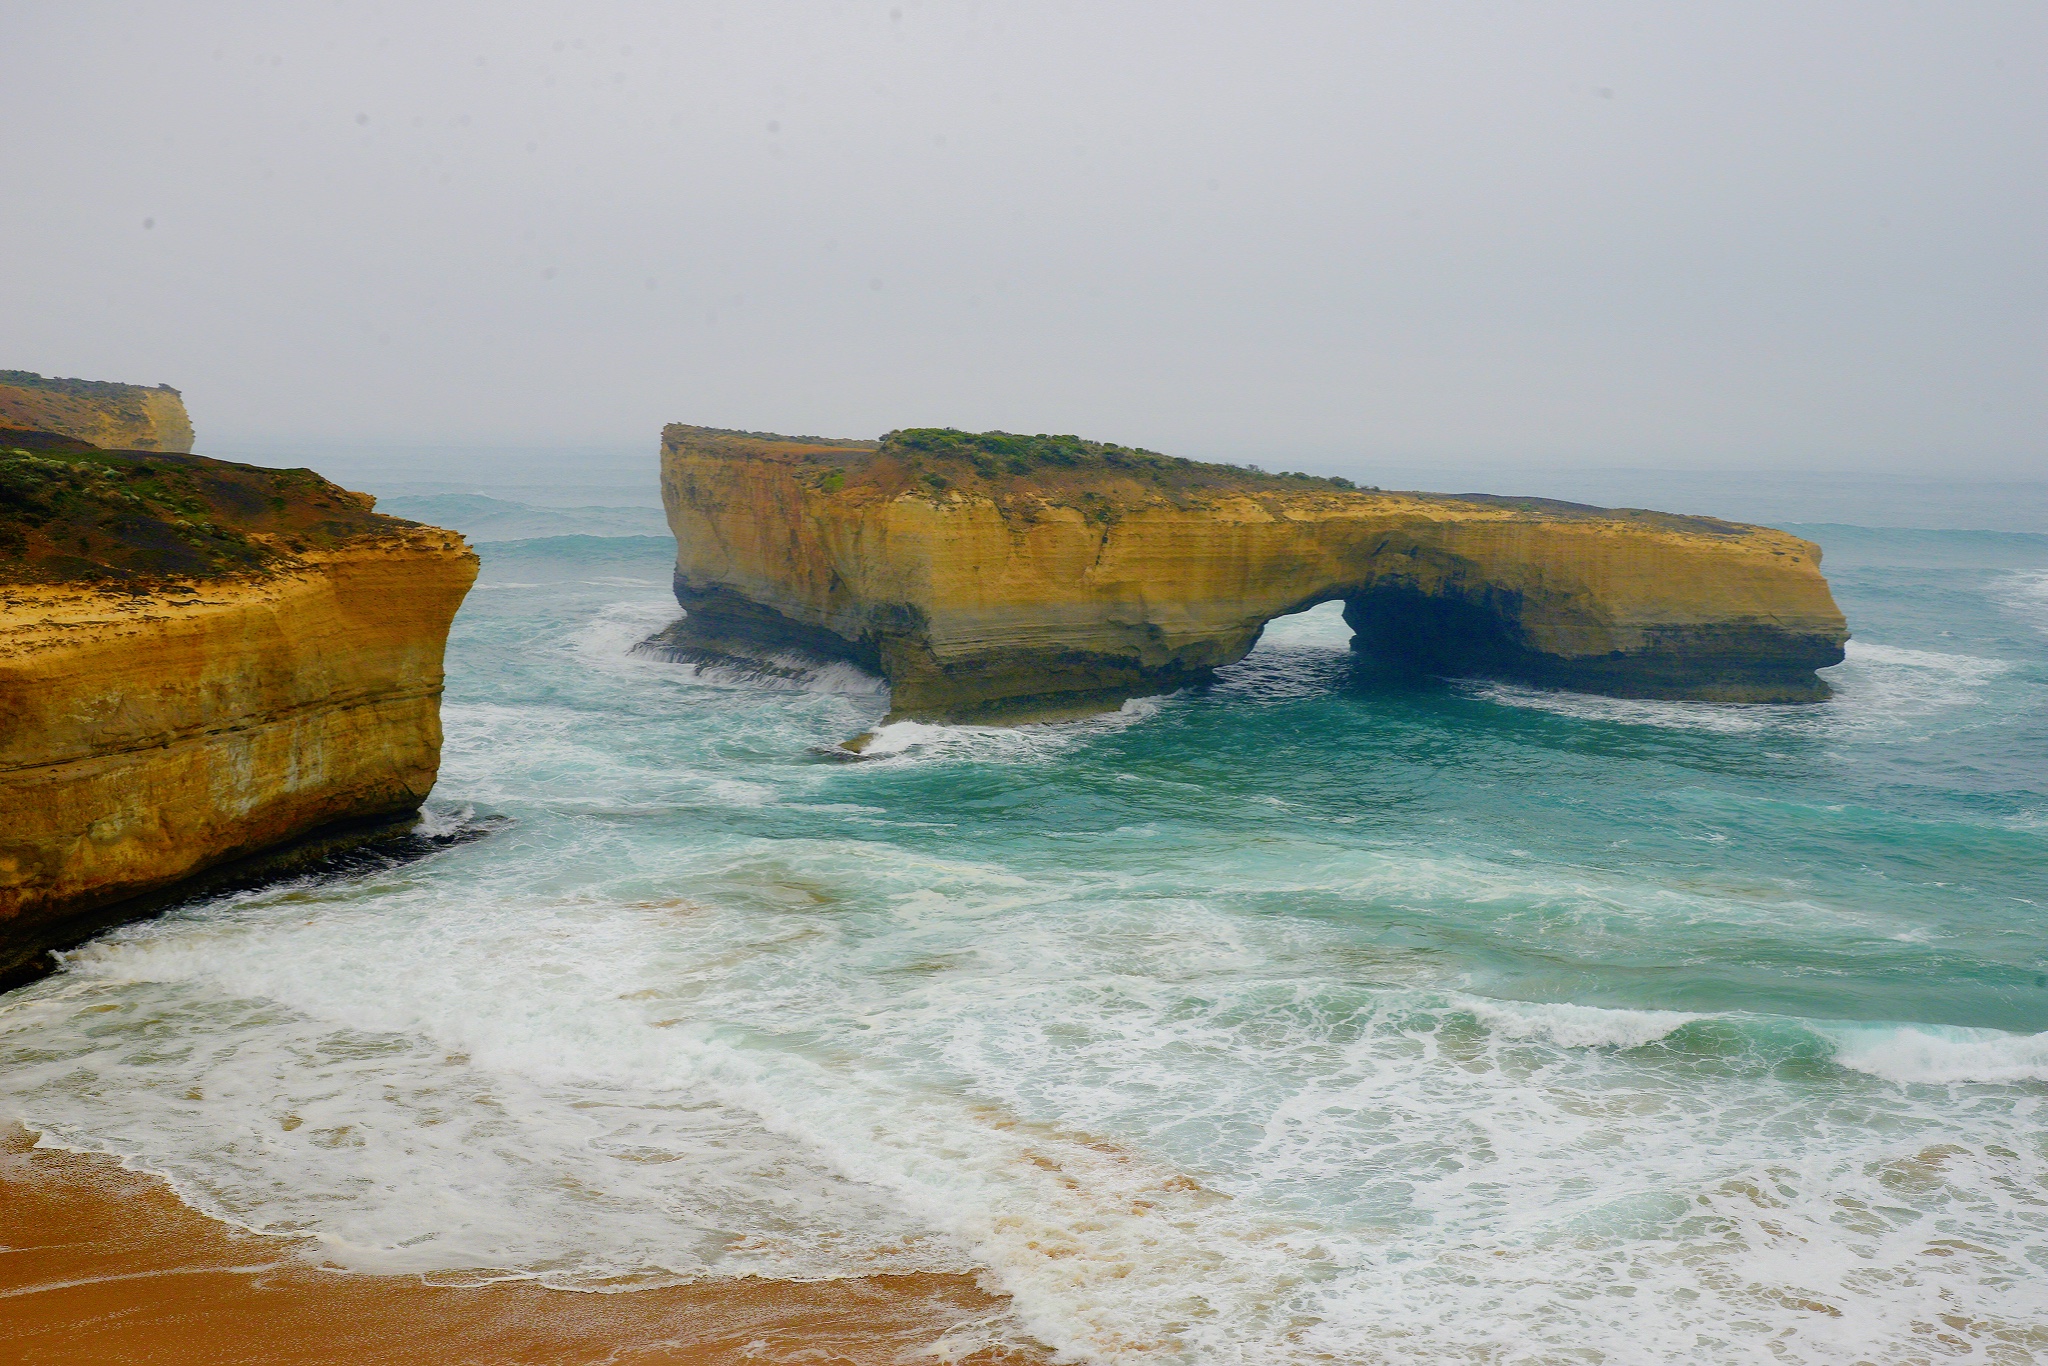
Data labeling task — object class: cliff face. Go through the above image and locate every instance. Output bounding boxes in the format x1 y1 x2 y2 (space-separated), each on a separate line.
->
0 432 476 978
657 426 1849 723
0 371 195 452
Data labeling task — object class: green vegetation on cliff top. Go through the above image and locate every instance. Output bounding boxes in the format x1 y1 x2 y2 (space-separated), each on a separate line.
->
0 429 412 586
666 424 1749 542
0 369 181 398
878 428 1358 492
664 423 1369 496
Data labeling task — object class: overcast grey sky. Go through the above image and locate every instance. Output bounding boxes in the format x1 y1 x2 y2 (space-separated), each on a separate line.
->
3 2 2042 475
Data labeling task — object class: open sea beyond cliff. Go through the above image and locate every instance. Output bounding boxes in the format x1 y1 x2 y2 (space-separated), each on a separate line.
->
4 463 2045 1363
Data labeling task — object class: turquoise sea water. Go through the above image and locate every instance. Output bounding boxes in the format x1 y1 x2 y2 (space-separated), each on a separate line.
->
3 478 2045 1363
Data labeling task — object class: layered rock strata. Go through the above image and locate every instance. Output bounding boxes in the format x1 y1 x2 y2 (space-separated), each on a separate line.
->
0 430 475 981
656 426 1849 723
0 370 195 452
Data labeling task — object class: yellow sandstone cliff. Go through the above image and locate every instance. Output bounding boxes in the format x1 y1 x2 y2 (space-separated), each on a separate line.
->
0 429 475 981
655 426 1848 722
0 371 195 452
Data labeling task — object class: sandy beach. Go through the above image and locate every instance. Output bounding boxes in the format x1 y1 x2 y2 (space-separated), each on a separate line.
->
0 1127 1048 1365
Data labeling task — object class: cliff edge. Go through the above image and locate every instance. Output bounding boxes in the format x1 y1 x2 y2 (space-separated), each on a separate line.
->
655 425 1848 723
0 428 477 982
0 370 195 452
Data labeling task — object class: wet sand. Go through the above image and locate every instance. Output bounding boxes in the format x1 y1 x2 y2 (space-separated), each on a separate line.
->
0 1128 1050 1365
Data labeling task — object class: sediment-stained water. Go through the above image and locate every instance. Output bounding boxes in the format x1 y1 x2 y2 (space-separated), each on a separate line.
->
4 496 2045 1363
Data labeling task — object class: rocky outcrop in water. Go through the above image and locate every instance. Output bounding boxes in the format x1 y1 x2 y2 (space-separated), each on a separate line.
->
0 371 195 453
0 428 476 983
655 426 1849 723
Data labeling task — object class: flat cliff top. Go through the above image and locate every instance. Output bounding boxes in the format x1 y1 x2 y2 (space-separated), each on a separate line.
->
1 370 195 453
0 370 183 402
663 424 1770 545
666 423 1361 500
0 428 447 587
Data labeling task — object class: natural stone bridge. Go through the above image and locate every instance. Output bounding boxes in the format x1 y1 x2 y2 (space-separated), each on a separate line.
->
651 426 1849 724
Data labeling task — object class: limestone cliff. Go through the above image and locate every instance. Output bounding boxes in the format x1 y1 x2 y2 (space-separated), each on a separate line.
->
655 426 1848 723
0 431 476 981
0 371 195 452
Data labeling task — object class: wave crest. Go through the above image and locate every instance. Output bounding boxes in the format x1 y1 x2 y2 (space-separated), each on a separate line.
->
1457 996 1702 1050
1818 1022 2048 1085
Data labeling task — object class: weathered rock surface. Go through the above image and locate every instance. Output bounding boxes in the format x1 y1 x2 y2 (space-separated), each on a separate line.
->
657 426 1849 723
0 429 475 981
0 371 195 452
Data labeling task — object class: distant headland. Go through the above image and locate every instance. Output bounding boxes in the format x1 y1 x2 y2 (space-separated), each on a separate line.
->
0 369 195 453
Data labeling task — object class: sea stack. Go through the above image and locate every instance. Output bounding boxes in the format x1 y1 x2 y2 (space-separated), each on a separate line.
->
653 425 1849 722
0 407 476 983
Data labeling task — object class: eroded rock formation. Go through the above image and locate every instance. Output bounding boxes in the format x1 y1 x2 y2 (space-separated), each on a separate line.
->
0 429 475 981
0 371 195 452
655 426 1848 723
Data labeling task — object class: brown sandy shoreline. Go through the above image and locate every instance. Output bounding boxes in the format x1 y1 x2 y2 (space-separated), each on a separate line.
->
0 1128 1051 1365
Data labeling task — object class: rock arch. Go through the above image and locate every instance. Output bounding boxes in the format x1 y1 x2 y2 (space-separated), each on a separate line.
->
651 427 1849 723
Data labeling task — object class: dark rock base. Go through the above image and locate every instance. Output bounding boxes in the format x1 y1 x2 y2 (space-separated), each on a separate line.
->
0 810 496 994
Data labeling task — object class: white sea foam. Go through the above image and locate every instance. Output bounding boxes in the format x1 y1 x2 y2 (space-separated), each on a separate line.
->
1413 997 2048 1087
1819 1022 2048 1085
1203 838 1874 943
16 903 966 1286
585 605 889 699
1799 639 2036 792
566 599 690 668
1820 639 2010 733
11 853 2046 1365
852 697 1164 763
1462 681 1778 733
411 801 478 840
703 778 778 806
1466 638 2012 742
559 600 890 701
1991 568 2048 636
1456 996 1701 1049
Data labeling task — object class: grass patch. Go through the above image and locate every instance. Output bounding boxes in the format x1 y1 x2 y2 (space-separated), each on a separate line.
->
879 428 1360 492
0 428 415 586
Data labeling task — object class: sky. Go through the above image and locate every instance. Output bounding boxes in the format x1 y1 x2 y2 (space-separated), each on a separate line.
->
2 2 2043 479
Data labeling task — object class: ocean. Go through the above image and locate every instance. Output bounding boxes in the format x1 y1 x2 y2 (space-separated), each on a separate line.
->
3 462 2045 1364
